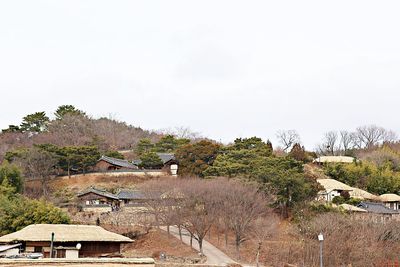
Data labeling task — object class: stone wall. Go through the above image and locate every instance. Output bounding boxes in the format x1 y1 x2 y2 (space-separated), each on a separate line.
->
71 210 154 227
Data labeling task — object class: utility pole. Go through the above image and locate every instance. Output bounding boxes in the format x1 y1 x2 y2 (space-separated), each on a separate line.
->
318 233 324 267
50 232 55 258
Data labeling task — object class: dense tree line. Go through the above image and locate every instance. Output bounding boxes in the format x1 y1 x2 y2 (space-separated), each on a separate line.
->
0 105 161 161
174 137 319 218
0 162 69 235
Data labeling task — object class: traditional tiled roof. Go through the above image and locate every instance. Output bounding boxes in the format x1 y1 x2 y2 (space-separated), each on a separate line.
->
98 155 138 169
116 189 146 200
133 153 177 166
77 187 119 200
0 224 132 243
357 201 400 214
157 153 176 164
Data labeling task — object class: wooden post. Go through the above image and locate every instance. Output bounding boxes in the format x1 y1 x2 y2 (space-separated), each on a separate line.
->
50 232 55 258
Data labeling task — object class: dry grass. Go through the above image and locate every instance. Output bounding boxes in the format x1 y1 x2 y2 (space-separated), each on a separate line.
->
24 173 176 199
204 221 300 267
122 229 199 260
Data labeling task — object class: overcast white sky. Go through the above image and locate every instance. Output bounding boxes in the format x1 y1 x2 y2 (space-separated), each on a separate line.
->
0 0 399 149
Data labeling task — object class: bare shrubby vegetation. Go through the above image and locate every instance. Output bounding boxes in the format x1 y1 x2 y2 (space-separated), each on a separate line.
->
139 177 273 258
295 213 400 267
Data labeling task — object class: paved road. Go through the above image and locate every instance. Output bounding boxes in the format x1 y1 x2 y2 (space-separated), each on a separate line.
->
162 226 236 266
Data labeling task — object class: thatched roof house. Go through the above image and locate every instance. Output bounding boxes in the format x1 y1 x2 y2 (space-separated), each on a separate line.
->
379 193 400 210
313 156 355 164
317 178 353 202
349 187 378 200
0 224 132 258
379 193 400 202
338 203 367 213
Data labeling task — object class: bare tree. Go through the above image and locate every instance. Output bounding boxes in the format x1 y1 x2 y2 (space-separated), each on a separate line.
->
250 215 279 267
276 130 300 152
339 130 354 155
139 177 272 260
224 180 268 259
317 131 339 155
158 126 202 140
353 125 398 149
19 148 57 197
139 179 171 229
180 179 219 255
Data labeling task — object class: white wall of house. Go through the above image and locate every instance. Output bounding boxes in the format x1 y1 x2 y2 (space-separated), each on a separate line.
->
65 249 79 259
384 202 400 210
318 190 347 202
0 248 19 256
327 190 342 202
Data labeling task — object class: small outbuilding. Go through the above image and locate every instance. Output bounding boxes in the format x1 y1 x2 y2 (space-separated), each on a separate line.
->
116 189 147 206
357 201 400 222
0 224 132 258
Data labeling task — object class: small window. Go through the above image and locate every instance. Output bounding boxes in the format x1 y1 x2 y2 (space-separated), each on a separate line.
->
34 246 43 253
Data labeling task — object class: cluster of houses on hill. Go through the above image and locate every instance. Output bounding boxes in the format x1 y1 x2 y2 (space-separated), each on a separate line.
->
95 153 178 176
316 178 400 221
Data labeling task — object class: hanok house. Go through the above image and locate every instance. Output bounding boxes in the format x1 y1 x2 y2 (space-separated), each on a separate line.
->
133 153 179 176
95 155 138 171
116 189 147 207
0 224 132 258
357 201 400 222
379 193 400 211
316 178 354 202
77 187 120 211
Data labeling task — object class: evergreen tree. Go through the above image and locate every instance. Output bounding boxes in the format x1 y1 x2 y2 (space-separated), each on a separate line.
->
0 161 23 193
139 152 163 169
20 111 49 132
54 105 85 120
175 140 220 177
135 138 155 156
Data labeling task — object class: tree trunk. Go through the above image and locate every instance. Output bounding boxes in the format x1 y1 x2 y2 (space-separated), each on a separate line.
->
178 225 183 241
155 214 160 229
256 241 262 267
167 225 170 238
235 236 241 260
224 228 229 249
198 237 204 255
41 177 48 198
190 233 193 248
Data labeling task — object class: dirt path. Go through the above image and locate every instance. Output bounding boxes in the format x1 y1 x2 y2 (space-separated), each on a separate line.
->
161 226 236 266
